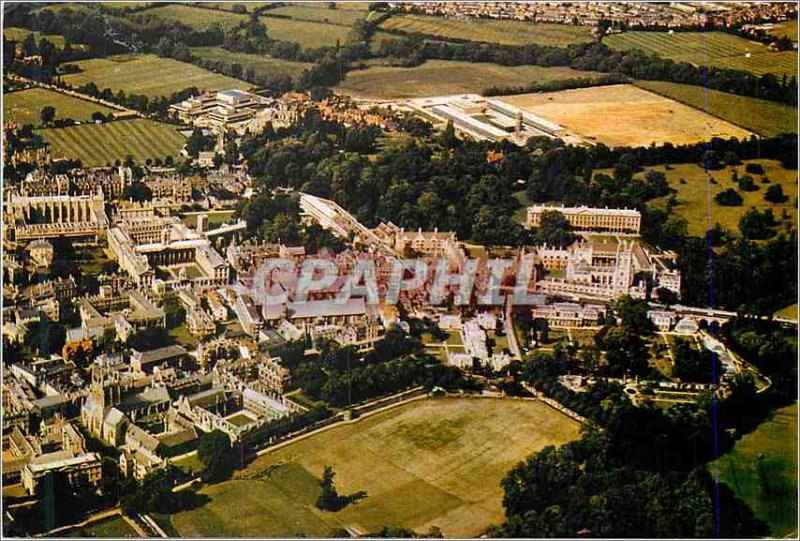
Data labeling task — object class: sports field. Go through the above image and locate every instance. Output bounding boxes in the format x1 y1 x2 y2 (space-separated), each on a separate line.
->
267 4 368 26
336 60 604 99
163 397 581 537
138 4 247 30
634 80 798 137
605 31 798 78
4 88 115 127
4 27 67 48
710 403 798 538
262 17 354 48
499 84 753 147
380 14 593 47
62 54 250 98
40 119 185 167
189 47 312 82
638 159 798 237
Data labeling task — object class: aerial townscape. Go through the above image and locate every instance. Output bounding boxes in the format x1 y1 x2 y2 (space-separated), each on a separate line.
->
1 1 798 539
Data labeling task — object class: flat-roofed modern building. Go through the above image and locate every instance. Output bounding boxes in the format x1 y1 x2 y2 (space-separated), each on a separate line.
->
526 205 641 235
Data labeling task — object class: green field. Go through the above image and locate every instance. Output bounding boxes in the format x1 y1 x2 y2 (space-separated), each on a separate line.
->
138 4 247 29
62 515 139 538
710 403 798 537
605 31 798 77
267 5 368 26
4 88 116 127
189 47 312 82
99 2 152 9
4 27 67 48
336 59 604 99
634 80 798 137
162 397 581 537
380 14 593 47
62 54 250 98
640 159 798 237
262 16 355 48
40 119 185 166
767 20 798 42
774 303 798 320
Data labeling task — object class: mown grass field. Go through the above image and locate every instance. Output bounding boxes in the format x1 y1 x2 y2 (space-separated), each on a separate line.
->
767 20 798 42
605 31 798 77
61 515 139 538
162 397 581 537
98 2 152 10
62 54 250 98
500 84 753 147
4 27 67 48
336 59 604 99
4 88 115 127
138 4 247 30
380 14 593 47
40 119 185 166
774 303 798 320
267 4 368 26
262 16 355 48
709 403 798 538
634 80 798 137
639 159 798 237
189 47 312 82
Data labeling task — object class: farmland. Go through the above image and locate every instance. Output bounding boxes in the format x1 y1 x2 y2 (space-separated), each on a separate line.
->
39 119 185 167
4 88 115 127
767 20 798 42
379 14 593 46
162 397 581 537
4 27 67 48
61 54 250 98
634 80 798 137
605 31 798 77
189 47 312 82
267 5 368 26
335 60 604 99
637 159 798 237
710 403 798 538
261 17 354 49
137 4 247 30
500 84 753 147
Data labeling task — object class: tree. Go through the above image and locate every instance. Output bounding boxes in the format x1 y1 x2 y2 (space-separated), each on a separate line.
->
197 429 233 483
614 296 653 334
316 465 343 511
533 211 577 248
764 184 787 203
40 106 56 125
738 174 758 191
121 181 153 202
739 209 776 240
91 111 106 123
714 188 743 206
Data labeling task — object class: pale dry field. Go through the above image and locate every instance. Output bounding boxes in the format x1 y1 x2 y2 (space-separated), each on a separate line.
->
500 84 754 148
165 397 582 538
